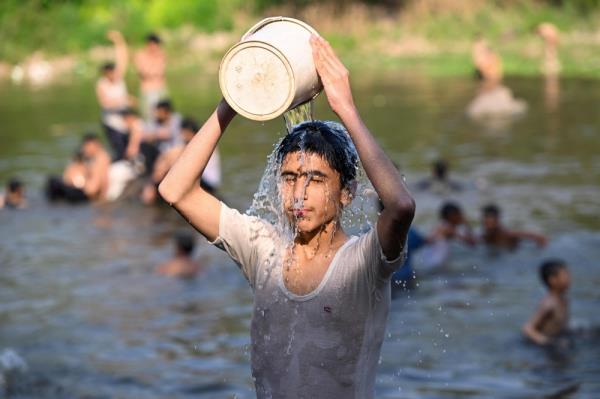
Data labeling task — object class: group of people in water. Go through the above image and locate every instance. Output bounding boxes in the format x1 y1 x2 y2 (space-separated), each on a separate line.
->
43 30 221 207
394 159 569 348
1 25 573 398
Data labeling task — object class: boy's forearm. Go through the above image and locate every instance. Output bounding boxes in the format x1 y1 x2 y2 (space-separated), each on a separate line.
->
114 41 128 78
337 107 413 211
523 324 548 345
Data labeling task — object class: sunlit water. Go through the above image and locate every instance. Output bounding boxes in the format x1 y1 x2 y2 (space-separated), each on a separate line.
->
1 73 599 398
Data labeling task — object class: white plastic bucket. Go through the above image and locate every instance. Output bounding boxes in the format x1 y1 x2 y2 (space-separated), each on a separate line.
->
219 17 323 121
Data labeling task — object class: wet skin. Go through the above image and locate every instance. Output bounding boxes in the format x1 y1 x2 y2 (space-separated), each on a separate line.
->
279 151 352 295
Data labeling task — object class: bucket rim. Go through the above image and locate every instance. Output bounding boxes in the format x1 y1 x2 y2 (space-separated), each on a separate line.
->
219 40 296 121
241 16 319 41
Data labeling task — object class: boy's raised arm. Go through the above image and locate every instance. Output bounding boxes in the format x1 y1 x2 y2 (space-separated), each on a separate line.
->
158 100 236 241
107 30 128 81
311 36 415 265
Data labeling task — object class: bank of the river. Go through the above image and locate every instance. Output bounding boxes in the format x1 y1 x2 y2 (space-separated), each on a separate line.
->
1 1 600 84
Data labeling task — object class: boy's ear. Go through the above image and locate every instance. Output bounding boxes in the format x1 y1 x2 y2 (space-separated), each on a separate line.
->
340 181 357 207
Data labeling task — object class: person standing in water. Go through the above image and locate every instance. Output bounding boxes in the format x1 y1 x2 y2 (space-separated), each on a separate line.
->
429 202 476 246
468 35 527 119
472 35 503 87
46 135 111 203
144 99 183 153
522 259 570 345
134 33 168 121
0 178 27 209
159 35 415 398
156 230 201 279
537 23 560 77
416 159 463 194
96 30 133 160
481 204 547 250
140 117 221 205
79 134 111 202
537 22 561 112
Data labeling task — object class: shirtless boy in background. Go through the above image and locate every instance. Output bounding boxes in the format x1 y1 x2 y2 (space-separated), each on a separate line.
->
522 259 570 345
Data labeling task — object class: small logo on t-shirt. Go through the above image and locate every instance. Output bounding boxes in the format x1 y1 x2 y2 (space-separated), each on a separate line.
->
323 306 332 313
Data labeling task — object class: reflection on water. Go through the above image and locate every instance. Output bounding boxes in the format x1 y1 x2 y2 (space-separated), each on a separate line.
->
1 74 600 397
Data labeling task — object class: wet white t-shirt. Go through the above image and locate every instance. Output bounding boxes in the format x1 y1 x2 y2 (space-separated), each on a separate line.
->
212 203 406 399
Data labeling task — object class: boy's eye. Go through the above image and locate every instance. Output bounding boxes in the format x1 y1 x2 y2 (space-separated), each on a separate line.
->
310 176 324 183
283 175 296 184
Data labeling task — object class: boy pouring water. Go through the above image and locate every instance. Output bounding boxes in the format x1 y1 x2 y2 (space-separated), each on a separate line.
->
159 35 414 398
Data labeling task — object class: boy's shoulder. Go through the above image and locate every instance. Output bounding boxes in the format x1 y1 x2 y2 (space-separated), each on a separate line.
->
540 294 560 312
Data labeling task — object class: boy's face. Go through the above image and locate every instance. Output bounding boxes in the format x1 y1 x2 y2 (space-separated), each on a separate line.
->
103 69 116 82
82 141 99 157
447 211 463 226
483 213 499 231
155 107 169 123
550 267 570 291
280 152 351 234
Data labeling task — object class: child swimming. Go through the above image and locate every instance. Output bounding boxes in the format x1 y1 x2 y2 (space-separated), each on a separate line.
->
522 259 570 345
156 230 201 279
481 204 547 250
159 35 415 398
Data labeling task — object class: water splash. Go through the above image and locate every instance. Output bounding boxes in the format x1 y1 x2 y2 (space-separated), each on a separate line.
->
248 105 381 294
283 101 314 134
247 119 378 242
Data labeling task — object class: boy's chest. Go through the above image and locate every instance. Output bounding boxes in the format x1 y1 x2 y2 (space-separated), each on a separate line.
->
282 254 332 296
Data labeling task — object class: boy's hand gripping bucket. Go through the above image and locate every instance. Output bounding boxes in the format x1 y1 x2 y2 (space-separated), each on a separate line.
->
219 17 323 121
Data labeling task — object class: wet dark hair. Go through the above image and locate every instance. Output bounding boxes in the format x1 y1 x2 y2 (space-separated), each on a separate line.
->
146 33 161 44
440 201 461 220
482 204 500 218
156 99 173 112
539 259 566 288
101 62 115 73
73 149 85 162
433 159 448 179
276 121 358 189
181 117 199 133
81 133 100 145
8 178 23 193
175 231 195 256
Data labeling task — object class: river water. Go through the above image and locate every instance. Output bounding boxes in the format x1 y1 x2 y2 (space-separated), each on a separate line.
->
1 73 599 398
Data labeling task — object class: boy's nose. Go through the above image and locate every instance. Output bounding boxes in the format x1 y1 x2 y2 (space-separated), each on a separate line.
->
293 179 308 201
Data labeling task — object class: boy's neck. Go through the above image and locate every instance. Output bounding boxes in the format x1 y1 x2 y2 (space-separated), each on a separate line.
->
549 287 566 298
294 220 347 256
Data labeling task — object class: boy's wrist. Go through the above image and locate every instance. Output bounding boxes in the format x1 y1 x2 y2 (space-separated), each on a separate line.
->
334 102 359 122
218 99 237 120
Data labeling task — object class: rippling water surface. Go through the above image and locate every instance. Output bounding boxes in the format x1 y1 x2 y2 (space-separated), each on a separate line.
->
1 73 599 398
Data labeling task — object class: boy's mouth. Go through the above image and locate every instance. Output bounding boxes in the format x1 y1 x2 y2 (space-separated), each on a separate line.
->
292 208 310 218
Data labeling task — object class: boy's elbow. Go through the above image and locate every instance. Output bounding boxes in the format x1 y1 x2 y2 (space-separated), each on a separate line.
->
391 195 416 222
157 179 178 205
522 323 535 339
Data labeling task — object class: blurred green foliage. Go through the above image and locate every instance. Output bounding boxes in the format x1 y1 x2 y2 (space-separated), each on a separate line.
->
0 0 246 62
0 0 599 65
